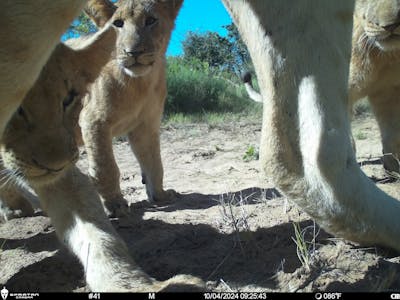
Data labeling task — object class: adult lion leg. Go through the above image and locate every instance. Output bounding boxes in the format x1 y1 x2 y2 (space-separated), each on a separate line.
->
127 119 176 203
81 122 128 217
34 166 203 291
223 0 400 251
368 92 400 173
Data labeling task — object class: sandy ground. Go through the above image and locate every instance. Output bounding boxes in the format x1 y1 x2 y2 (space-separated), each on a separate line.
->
1 114 400 292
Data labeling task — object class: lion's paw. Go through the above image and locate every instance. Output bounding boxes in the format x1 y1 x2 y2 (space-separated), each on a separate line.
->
150 189 181 205
0 202 35 223
103 195 129 218
156 274 206 292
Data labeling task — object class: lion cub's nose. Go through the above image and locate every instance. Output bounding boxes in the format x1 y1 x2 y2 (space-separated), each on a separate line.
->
31 149 79 173
124 48 145 58
31 155 75 173
383 21 400 32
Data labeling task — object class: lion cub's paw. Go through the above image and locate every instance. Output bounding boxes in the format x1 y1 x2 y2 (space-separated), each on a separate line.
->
0 202 35 223
103 195 130 218
0 190 35 223
155 274 206 292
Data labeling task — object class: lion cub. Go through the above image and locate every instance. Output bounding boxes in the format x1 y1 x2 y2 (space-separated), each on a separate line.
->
0 24 117 221
79 0 183 216
348 0 400 173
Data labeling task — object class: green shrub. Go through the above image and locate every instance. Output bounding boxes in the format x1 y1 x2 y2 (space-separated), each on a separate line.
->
165 57 260 116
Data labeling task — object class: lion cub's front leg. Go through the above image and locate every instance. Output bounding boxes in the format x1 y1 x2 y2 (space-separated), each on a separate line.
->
35 166 157 291
128 120 177 204
81 123 128 217
369 92 400 173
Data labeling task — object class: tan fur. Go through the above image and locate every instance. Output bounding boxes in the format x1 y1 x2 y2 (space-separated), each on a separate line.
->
0 183 35 221
0 1 86 136
84 0 117 27
349 0 400 172
1 24 117 190
34 165 204 292
79 0 183 216
0 25 118 221
224 0 400 252
7 0 400 289
242 1 400 173
0 2 204 292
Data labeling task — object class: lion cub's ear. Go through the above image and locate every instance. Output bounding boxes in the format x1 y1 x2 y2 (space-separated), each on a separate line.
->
160 0 184 19
67 22 117 86
84 0 116 28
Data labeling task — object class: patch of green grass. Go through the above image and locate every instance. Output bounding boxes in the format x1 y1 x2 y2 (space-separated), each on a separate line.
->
355 131 367 140
163 113 195 124
163 111 262 126
243 145 259 162
291 222 318 272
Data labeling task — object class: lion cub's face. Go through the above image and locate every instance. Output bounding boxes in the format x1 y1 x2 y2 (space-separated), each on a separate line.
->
0 25 116 187
356 0 400 51
112 0 183 77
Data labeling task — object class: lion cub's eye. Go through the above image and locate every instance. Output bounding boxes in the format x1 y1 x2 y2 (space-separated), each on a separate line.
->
17 106 29 122
145 16 158 27
113 19 124 28
63 89 79 110
17 106 25 117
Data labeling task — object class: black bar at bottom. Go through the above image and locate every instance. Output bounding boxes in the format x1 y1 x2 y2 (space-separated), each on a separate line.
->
7 292 398 300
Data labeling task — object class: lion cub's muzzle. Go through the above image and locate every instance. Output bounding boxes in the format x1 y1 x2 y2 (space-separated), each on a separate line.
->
1 145 80 187
365 20 400 51
118 50 156 77
25 149 79 184
32 150 79 173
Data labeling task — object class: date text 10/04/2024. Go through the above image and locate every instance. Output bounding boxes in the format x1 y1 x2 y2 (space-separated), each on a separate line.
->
203 293 267 300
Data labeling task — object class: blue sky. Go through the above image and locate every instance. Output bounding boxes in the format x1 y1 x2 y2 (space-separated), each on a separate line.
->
167 0 232 56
